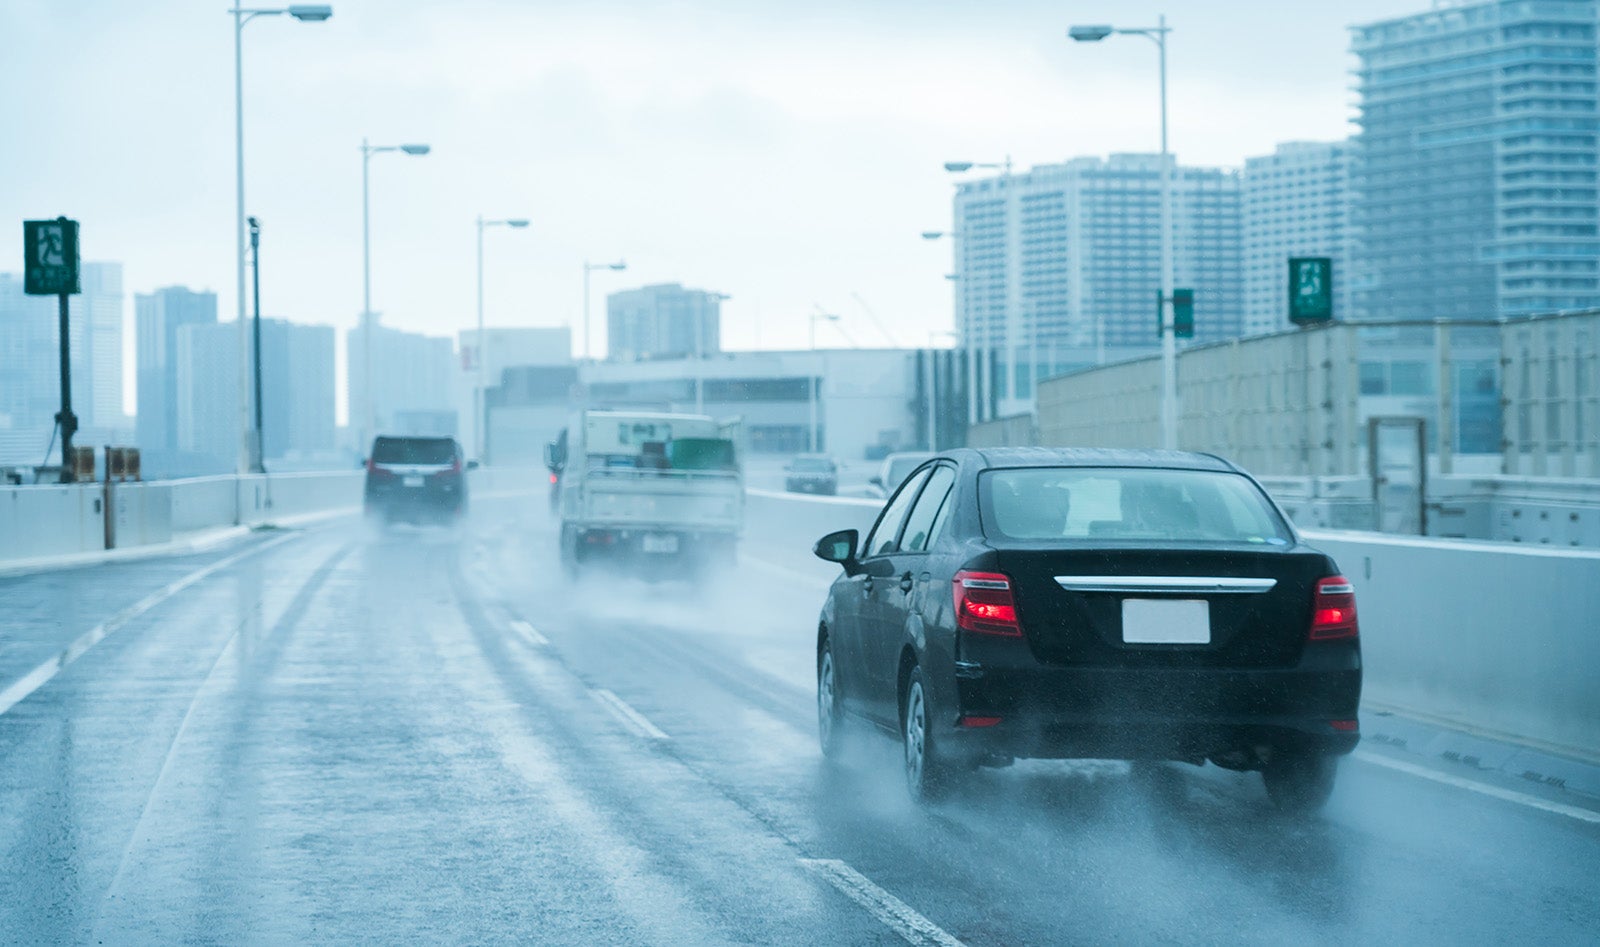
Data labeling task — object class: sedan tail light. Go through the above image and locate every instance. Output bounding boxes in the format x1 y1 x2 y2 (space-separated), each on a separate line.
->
1309 575 1358 640
953 571 1021 637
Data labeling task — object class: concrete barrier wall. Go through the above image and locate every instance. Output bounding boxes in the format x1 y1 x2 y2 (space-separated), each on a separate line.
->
167 476 241 533
748 489 1600 760
0 467 538 568
0 484 106 559
1303 529 1600 759
110 482 173 548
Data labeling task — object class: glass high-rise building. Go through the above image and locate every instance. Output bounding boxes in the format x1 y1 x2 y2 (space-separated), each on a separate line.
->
950 154 1244 412
135 286 219 455
1243 141 1355 336
1352 0 1600 320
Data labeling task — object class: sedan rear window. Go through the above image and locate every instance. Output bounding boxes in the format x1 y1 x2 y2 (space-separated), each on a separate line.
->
979 467 1291 545
372 437 457 465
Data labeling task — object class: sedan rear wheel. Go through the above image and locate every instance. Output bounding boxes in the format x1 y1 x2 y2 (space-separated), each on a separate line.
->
1262 752 1338 814
902 666 953 802
817 638 847 762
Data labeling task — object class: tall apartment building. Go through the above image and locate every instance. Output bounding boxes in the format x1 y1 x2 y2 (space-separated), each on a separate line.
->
606 283 723 362
950 154 1243 411
1352 0 1600 320
0 263 124 464
346 318 454 444
135 286 218 455
1243 141 1355 336
177 318 336 466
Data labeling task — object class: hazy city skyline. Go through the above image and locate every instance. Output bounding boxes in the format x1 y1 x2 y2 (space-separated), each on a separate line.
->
4 0 1427 418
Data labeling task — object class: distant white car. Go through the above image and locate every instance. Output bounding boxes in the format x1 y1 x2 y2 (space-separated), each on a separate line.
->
866 451 936 499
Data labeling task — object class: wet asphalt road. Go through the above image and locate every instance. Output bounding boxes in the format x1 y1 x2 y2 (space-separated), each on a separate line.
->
2 497 1598 945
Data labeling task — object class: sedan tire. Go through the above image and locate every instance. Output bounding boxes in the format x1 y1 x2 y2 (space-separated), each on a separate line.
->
817 636 848 762
902 665 955 803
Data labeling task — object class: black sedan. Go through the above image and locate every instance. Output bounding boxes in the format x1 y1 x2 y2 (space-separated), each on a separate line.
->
785 454 839 495
812 448 1361 812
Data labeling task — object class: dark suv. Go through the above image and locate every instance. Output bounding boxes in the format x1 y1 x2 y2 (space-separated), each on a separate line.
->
364 436 472 524
812 448 1361 812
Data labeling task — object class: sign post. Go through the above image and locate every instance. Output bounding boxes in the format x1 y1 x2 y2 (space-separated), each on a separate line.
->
1289 257 1334 326
23 217 82 482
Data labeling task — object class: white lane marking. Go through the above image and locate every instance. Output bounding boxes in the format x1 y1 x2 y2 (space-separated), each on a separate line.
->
799 859 967 947
0 532 300 718
508 620 548 647
1354 750 1600 826
591 688 670 741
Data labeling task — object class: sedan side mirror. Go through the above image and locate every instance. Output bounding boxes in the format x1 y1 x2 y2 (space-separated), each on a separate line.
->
813 528 860 573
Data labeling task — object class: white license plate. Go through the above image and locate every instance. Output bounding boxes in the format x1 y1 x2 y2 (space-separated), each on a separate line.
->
1121 599 1210 644
641 533 679 554
402 475 425 488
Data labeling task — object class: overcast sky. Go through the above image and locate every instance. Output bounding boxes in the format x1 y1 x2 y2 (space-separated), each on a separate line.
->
1 0 1428 416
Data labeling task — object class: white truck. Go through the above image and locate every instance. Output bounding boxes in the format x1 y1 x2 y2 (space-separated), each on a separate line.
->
545 410 744 573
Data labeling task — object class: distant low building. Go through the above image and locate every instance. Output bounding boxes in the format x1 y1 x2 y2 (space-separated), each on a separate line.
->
606 283 723 362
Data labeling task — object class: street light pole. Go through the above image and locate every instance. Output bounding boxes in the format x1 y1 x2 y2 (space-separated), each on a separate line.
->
474 216 529 460
231 5 332 478
358 138 430 451
1070 16 1176 449
808 310 840 453
582 259 627 362
248 216 265 472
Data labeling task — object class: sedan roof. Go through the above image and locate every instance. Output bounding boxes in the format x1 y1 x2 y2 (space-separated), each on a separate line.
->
968 447 1239 473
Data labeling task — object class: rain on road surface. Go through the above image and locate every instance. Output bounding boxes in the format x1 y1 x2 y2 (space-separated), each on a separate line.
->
2 496 1597 945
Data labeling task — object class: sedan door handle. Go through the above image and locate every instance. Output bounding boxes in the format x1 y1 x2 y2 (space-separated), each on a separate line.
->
899 572 914 593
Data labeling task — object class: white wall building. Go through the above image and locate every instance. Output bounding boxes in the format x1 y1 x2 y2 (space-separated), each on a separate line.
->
456 325 571 459
1243 141 1355 336
346 319 454 448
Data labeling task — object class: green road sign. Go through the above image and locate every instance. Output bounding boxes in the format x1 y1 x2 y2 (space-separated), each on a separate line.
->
1172 288 1194 339
1289 256 1332 325
23 218 80 296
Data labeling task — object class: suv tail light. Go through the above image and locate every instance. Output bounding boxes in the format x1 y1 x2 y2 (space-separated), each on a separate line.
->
1309 575 1358 640
953 571 1021 637
366 458 394 479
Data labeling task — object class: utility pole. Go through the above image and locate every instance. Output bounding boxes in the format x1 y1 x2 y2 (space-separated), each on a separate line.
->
248 216 265 472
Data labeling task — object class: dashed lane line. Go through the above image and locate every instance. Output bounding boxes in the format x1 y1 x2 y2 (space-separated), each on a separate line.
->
508 620 549 647
799 859 967 947
0 532 302 718
591 688 671 741
1354 750 1600 826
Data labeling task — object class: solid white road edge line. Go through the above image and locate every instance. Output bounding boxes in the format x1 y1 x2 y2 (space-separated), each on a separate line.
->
508 620 549 647
591 688 670 741
1353 750 1600 826
0 532 301 718
798 858 967 947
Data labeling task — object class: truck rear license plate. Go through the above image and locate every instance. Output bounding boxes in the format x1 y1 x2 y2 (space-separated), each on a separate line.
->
642 533 679 554
1121 599 1210 644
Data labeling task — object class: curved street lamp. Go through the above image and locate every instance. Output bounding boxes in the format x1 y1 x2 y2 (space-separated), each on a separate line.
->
230 3 333 476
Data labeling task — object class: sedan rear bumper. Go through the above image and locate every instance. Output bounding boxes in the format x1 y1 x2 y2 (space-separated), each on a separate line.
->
945 654 1360 765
